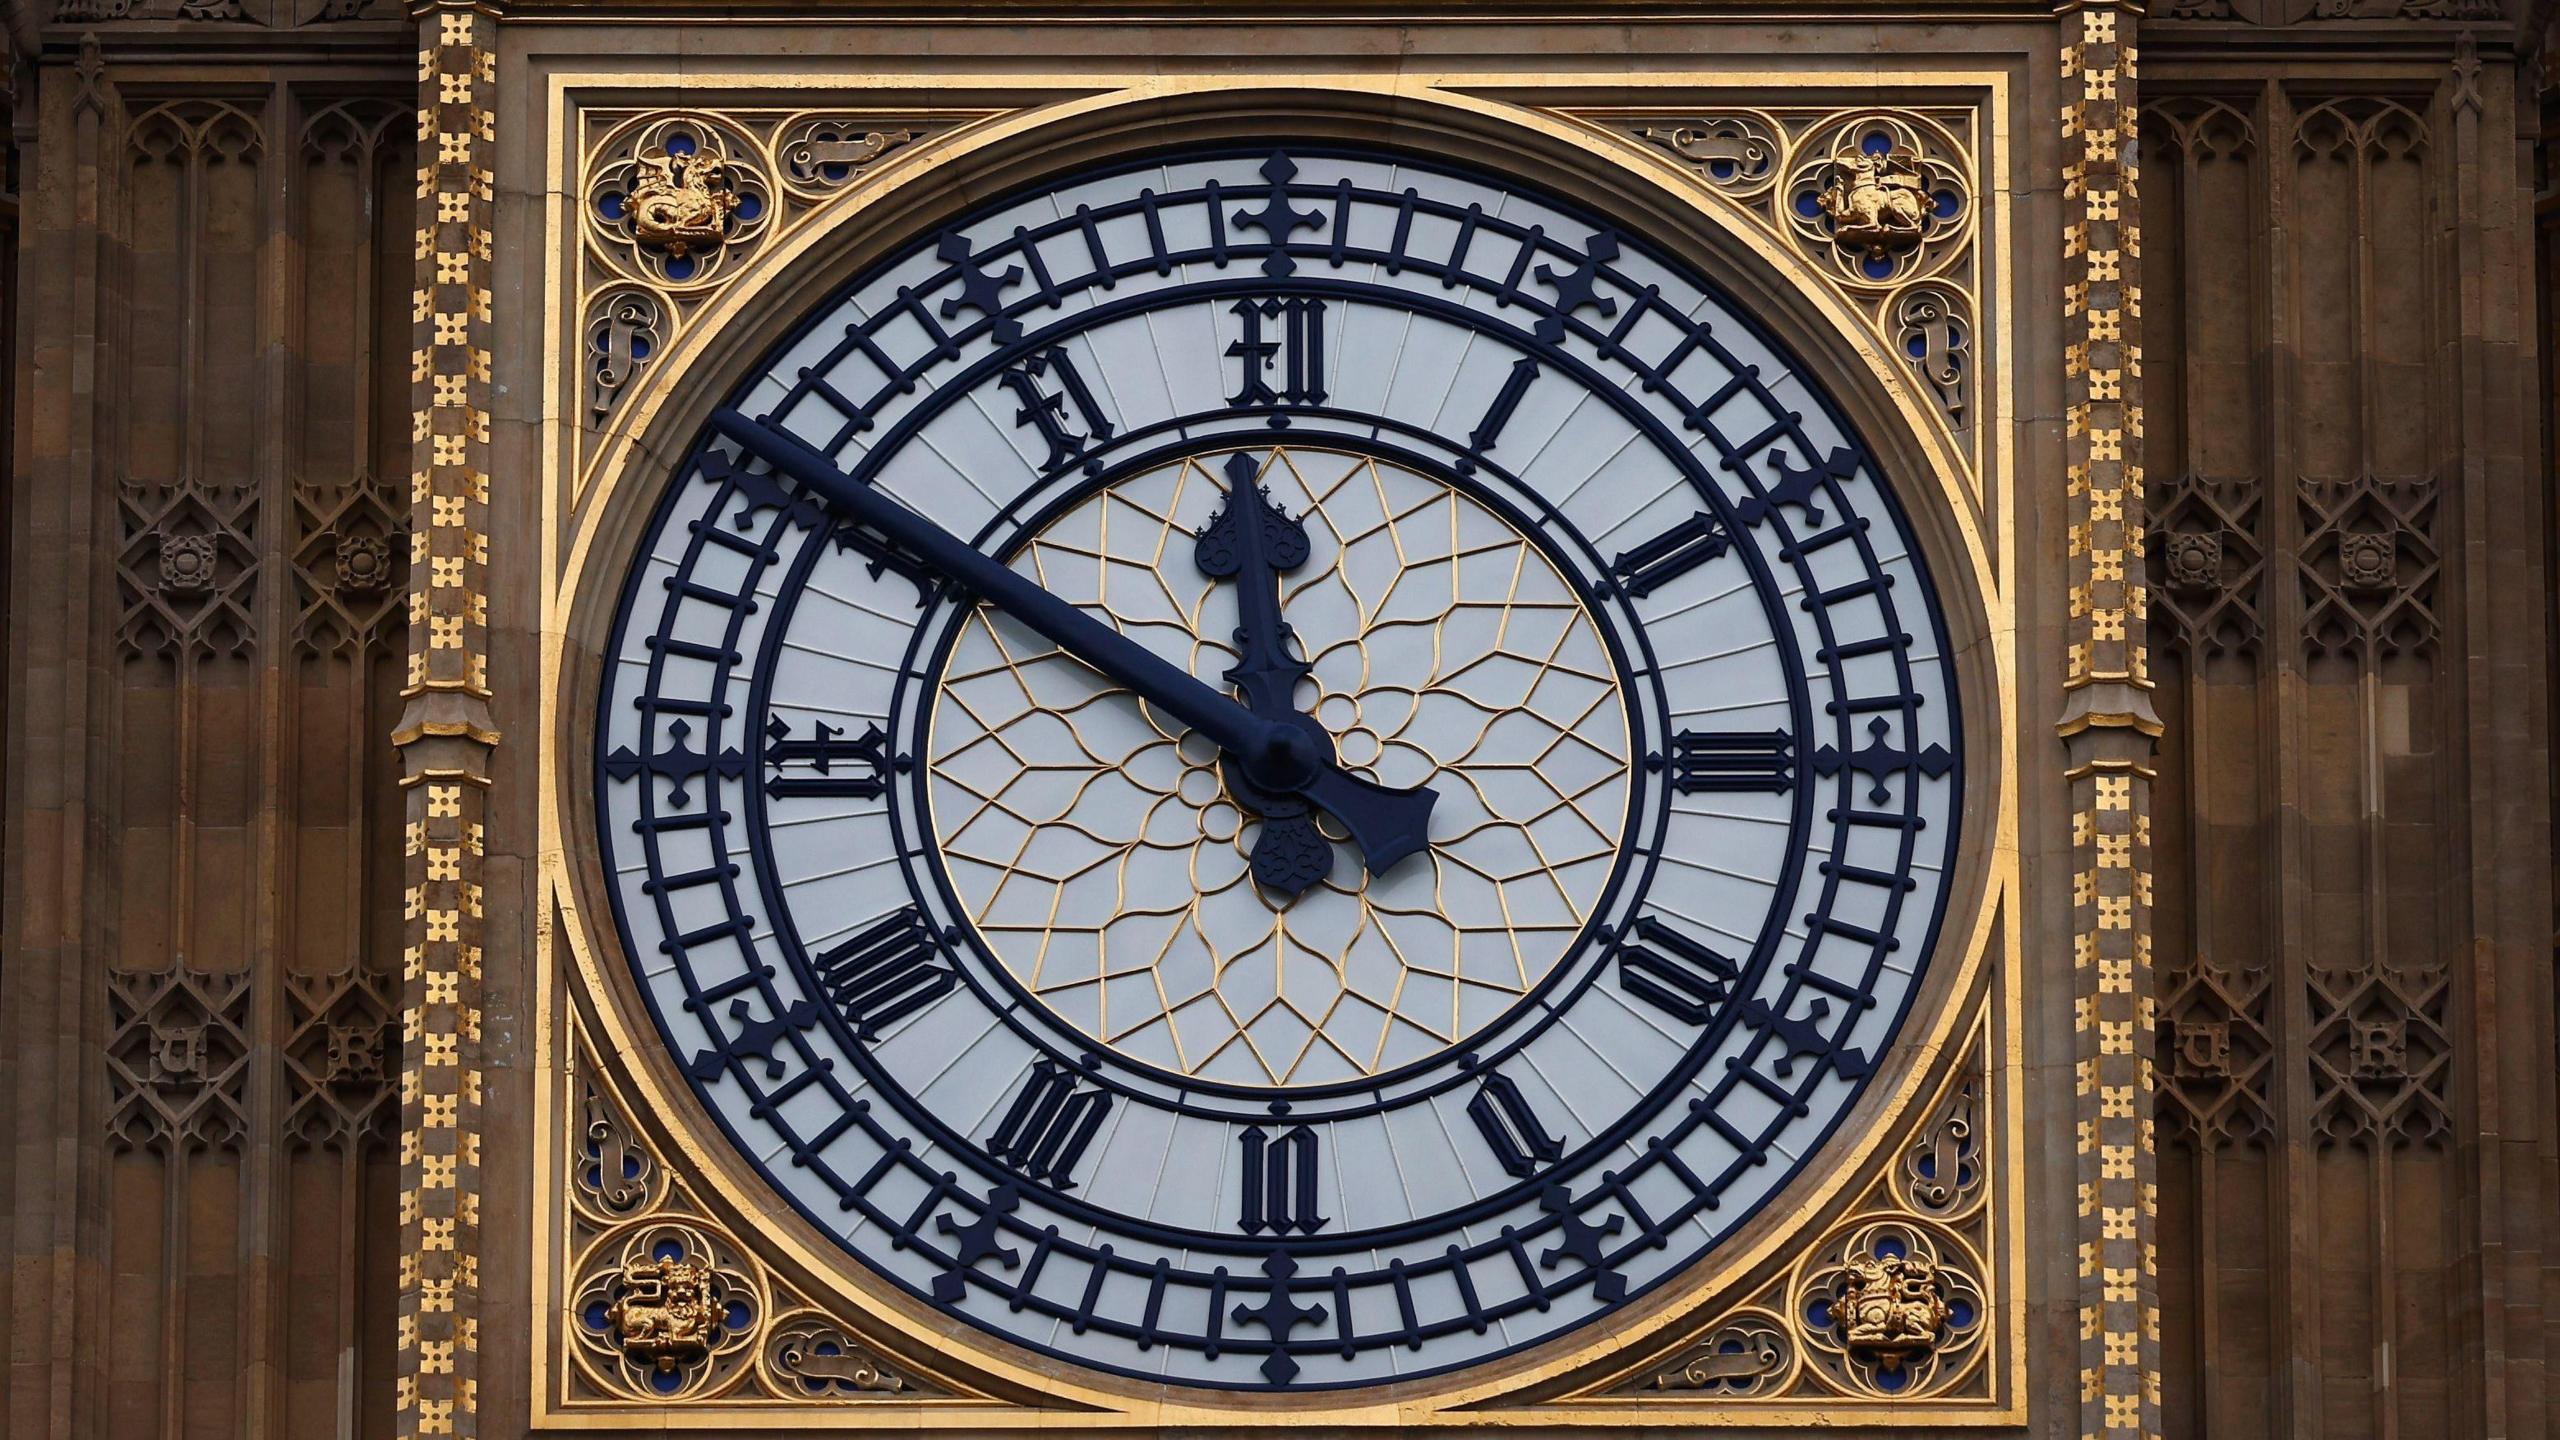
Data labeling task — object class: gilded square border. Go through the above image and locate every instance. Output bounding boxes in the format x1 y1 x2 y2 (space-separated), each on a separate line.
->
524 62 2027 1430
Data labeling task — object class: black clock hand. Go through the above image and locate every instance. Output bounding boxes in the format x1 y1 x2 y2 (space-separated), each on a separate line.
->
1194 453 1339 896
705 410 1438 879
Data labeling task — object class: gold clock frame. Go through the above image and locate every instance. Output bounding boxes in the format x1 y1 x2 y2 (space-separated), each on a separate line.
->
527 65 2027 1429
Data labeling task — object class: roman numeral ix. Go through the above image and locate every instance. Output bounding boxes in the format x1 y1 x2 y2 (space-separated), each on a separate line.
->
762 715 892 800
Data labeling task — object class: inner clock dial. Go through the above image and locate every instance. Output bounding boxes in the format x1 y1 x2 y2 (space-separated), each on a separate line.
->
924 446 1634 1086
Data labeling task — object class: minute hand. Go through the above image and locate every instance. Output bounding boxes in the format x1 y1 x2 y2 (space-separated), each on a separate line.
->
705 410 1438 877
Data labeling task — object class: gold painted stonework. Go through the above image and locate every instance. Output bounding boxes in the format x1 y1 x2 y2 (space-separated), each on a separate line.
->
554 1026 987 1412
607 1255 720 1372
623 145 741 258
569 108 993 488
1565 105 1986 477
535 71 2023 1429
1812 141 1933 261
1835 1251 1953 1374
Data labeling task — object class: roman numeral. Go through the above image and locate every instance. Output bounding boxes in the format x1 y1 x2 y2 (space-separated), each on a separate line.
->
1458 357 1540 473
1613 914 1740 1025
984 1059 1111 1190
1237 1124 1327 1236
809 907 957 1040
1609 511 1730 597
1467 1071 1565 1179
998 345 1114 473
762 715 892 800
1226 297 1327 419
1663 728 1793 794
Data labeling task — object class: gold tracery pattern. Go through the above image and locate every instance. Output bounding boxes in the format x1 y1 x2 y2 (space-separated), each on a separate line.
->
927 447 1632 1086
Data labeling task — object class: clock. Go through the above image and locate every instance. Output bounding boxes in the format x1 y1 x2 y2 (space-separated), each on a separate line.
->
593 144 1963 1391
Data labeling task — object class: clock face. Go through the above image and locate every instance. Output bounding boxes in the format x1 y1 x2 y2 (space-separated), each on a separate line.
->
594 144 1964 1391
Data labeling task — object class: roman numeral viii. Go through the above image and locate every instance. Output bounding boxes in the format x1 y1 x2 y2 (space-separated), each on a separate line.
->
1610 511 1731 597
984 1060 1111 1190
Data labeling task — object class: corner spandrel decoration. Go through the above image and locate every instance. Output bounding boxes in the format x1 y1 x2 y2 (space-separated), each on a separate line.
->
555 1020 1016 1413
575 108 995 483
1522 1023 2000 1411
1565 106 1983 470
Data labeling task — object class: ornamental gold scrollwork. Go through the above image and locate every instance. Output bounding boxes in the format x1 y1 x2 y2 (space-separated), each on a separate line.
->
1631 1310 1798 1396
1548 1024 1999 1410
557 1028 954 1408
757 1312 914 1400
1584 105 1982 449
776 116 923 201
571 106 988 475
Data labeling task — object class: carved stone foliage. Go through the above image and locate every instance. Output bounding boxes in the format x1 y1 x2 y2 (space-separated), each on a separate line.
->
106 967 253 1154
2299 473 2440 666
292 471 408 656
118 482 259 660
556 1029 966 1410
1581 105 1982 447
281 967 398 1151
573 108 984 471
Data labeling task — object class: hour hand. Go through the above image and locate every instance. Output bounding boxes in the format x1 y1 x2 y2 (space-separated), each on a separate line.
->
1194 454 1435 896
1193 452 1313 720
